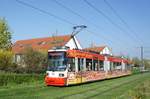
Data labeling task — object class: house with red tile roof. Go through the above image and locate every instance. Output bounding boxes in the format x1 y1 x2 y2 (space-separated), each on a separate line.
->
84 46 112 55
12 35 82 63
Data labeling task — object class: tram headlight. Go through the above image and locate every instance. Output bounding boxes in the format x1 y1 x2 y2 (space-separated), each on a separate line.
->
59 73 64 77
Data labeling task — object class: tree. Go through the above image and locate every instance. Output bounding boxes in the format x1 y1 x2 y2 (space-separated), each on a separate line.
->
0 18 14 72
132 57 150 70
0 18 12 50
0 49 14 71
22 47 47 73
143 59 150 70
132 57 141 67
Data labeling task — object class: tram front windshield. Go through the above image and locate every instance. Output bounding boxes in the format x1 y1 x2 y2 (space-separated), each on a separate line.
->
48 52 67 71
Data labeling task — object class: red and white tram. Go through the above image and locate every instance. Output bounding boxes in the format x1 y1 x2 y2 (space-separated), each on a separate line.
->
45 47 131 86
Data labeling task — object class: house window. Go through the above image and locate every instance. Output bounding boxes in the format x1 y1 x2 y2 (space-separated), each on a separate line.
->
15 54 22 63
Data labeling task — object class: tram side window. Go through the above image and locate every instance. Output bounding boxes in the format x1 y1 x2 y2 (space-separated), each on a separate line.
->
113 62 117 69
86 59 92 71
117 62 121 66
78 58 84 71
95 63 98 71
110 62 114 70
68 58 75 72
93 60 98 71
99 61 104 71
114 62 122 70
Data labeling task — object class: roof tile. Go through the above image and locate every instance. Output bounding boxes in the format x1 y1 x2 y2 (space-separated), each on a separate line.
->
12 35 71 54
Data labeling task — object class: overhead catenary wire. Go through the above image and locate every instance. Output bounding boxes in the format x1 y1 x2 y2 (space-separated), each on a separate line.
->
52 0 127 47
15 0 132 54
16 0 75 25
16 0 115 46
53 0 104 30
52 0 113 44
84 0 140 45
85 29 113 46
84 0 126 32
104 0 143 45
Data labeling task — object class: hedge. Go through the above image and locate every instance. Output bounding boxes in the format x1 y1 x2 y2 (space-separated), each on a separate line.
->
0 72 44 86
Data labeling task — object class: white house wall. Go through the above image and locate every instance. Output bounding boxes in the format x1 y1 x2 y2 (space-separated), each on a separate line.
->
65 36 82 49
100 47 112 55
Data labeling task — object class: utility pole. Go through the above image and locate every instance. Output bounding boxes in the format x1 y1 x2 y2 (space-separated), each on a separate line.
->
140 46 144 71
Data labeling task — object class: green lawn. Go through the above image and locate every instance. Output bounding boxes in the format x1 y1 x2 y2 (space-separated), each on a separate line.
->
0 72 150 99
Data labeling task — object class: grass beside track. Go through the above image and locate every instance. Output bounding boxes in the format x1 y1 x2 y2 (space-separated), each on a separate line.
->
0 72 150 99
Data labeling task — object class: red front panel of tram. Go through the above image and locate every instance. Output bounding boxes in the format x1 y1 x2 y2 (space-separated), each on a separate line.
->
45 76 66 86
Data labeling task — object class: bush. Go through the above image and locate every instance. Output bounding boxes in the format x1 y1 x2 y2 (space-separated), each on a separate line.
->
132 67 140 74
0 49 14 71
0 72 44 86
22 48 47 73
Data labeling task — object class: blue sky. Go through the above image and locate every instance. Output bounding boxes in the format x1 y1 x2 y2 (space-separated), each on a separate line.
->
0 0 150 58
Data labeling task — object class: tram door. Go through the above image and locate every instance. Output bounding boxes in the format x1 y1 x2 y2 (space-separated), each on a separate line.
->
74 57 84 72
74 58 84 83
